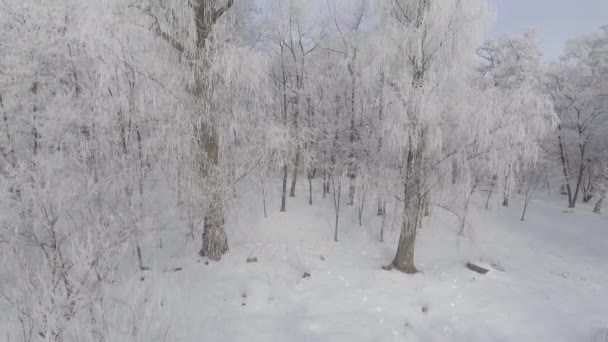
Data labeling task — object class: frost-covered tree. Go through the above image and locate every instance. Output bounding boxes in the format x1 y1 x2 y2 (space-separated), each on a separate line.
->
128 0 273 260
376 0 491 273
545 26 608 208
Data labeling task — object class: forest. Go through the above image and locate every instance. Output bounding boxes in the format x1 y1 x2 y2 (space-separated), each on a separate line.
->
0 0 607 341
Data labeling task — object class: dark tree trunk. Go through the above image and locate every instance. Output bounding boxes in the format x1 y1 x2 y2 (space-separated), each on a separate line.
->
334 214 339 242
289 149 300 197
571 163 585 208
521 199 529 221
389 141 424 274
262 178 267 218
348 176 355 206
358 191 365 226
280 163 288 212
391 223 418 274
322 170 327 199
557 129 574 207
332 179 341 242
308 174 313 205
379 206 386 243
594 191 605 214
502 166 510 207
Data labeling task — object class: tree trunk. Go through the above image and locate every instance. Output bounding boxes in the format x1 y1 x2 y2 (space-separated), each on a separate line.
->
289 149 300 197
358 191 365 226
557 129 573 206
308 174 313 206
390 143 424 274
571 163 585 208
322 170 327 198
348 177 355 206
379 207 386 243
280 163 288 212
458 190 473 236
502 166 510 207
521 199 529 221
199 191 228 260
391 223 418 274
194 119 228 260
334 214 339 242
331 176 341 242
423 191 430 217
262 178 267 218
485 176 496 209
594 191 606 214
192 0 234 260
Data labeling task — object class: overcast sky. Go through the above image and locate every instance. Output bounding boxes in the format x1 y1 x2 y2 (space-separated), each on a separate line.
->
490 0 608 60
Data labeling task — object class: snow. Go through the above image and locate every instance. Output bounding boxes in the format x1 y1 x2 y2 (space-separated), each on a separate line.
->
111 180 608 342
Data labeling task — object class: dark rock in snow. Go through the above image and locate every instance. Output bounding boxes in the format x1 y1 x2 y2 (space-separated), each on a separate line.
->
466 262 489 274
247 256 258 263
302 272 311 279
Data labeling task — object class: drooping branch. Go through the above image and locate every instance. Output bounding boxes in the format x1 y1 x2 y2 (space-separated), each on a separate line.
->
213 0 234 23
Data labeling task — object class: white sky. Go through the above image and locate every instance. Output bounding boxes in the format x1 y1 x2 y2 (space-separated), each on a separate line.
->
489 0 608 60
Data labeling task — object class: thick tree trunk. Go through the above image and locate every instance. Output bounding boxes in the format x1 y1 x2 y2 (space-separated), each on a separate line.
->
390 143 424 274
391 221 419 273
193 117 228 259
199 190 228 260
192 0 234 260
289 149 300 197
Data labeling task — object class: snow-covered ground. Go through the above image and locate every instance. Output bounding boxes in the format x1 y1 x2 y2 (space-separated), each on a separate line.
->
120 180 608 342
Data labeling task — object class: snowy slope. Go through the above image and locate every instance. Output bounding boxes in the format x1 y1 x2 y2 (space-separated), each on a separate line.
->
107 180 608 342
